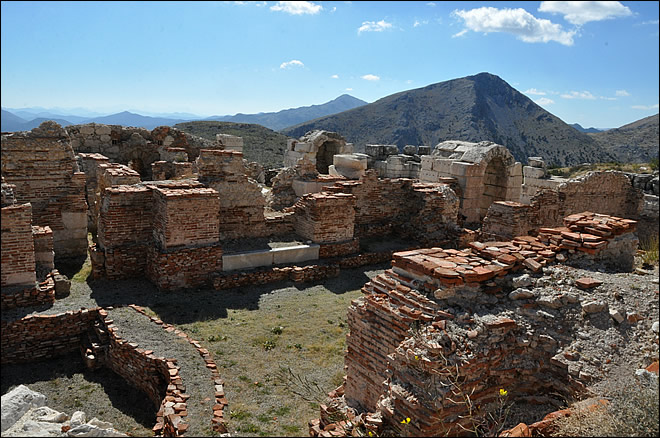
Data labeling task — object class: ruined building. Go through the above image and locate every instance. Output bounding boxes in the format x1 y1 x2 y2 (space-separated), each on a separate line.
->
1 121 657 437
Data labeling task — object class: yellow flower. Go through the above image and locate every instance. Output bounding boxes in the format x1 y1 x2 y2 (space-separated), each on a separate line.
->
414 355 419 360
368 432 373 437
499 388 508 397
400 417 411 424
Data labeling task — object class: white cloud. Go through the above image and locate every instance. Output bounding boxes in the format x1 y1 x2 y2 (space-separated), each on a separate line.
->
524 88 547 96
615 89 630 97
452 7 576 46
600 96 617 101
361 74 380 81
535 97 555 106
358 20 393 35
560 90 596 100
345 88 353 91
413 19 428 28
426 2 436 6
280 59 304 69
632 104 659 110
270 1 322 15
538 1 632 26
331 74 339 79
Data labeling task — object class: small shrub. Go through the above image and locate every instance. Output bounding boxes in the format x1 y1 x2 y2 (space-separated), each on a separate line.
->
640 234 659 266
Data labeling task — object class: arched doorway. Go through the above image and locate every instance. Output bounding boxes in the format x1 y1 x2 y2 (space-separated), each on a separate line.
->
316 140 342 174
479 157 508 217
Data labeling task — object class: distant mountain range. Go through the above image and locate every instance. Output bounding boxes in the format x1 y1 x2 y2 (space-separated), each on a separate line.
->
1 94 367 132
281 73 618 166
570 123 606 133
589 113 659 163
204 94 367 131
3 75 657 166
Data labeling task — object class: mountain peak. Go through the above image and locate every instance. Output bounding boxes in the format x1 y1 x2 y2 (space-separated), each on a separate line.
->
281 73 615 166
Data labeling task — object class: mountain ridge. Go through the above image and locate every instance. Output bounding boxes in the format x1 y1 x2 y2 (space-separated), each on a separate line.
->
205 94 367 131
281 73 615 166
589 113 659 163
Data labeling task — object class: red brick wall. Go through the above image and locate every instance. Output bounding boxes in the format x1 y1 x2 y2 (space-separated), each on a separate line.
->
1 203 36 287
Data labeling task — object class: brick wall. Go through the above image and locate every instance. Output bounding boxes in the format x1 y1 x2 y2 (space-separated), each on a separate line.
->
32 225 55 278
197 149 268 240
1 308 100 364
147 245 223 291
293 192 356 243
1 203 36 287
152 187 220 249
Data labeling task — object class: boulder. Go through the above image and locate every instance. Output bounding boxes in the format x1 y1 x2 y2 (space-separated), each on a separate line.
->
1 385 47 432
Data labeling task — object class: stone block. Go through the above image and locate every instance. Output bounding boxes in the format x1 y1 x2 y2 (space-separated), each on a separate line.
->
222 250 274 271
419 169 439 182
528 157 546 168
272 244 320 265
523 166 546 179
508 162 523 177
420 155 435 170
450 161 481 177
433 159 453 174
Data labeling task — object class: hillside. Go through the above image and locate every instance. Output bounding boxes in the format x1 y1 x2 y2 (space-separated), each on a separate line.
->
207 94 367 131
589 114 659 163
1 109 73 132
282 73 614 166
175 121 291 169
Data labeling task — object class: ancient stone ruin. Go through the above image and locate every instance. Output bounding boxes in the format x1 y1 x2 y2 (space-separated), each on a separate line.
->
1 121 658 437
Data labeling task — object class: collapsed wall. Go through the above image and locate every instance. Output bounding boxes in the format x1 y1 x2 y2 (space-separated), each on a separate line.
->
313 212 638 437
67 124 216 179
1 122 88 259
324 170 461 245
482 171 644 242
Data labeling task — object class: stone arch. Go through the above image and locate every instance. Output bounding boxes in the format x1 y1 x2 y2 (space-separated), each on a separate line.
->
479 156 508 216
316 140 343 174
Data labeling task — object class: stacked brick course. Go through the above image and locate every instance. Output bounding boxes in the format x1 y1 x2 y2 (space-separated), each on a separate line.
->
293 192 356 243
1 308 100 364
1 203 37 287
197 149 267 239
1 122 88 259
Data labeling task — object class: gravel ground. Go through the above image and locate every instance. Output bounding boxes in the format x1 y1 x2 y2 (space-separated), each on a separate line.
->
107 306 218 437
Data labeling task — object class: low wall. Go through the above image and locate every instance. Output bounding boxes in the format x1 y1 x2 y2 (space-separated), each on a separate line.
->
1 275 56 311
1 308 100 364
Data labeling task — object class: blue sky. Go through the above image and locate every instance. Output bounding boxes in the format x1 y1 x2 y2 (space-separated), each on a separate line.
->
1 1 658 128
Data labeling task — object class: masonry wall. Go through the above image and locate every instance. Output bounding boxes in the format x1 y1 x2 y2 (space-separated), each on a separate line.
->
197 149 268 240
292 192 357 243
0 308 100 364
325 170 461 245
1 203 37 287
1 123 88 258
32 225 55 278
97 186 153 279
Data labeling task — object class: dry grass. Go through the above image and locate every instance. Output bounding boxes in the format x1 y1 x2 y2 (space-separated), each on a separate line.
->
167 270 381 437
640 233 659 267
551 375 659 437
